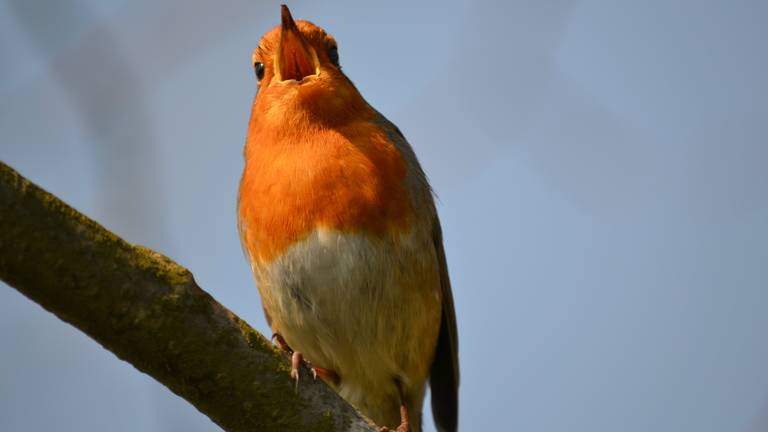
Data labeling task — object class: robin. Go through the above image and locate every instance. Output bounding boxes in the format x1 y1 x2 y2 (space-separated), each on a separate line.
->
238 6 458 432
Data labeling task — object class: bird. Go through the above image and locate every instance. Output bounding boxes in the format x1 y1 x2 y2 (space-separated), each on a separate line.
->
237 5 458 432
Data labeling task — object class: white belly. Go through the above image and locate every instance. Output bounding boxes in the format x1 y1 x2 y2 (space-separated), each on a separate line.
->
251 226 442 424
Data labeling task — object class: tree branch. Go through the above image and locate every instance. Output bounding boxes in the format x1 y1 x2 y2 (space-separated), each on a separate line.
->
0 160 377 432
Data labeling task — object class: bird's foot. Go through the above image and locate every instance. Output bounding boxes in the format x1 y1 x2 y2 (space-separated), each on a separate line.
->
311 366 340 385
290 351 303 386
272 333 303 390
379 424 409 432
379 422 410 432
290 351 340 387
273 333 339 389
379 403 410 432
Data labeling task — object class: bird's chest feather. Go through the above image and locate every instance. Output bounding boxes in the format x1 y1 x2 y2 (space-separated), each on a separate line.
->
238 125 411 263
238 124 442 405
250 227 441 396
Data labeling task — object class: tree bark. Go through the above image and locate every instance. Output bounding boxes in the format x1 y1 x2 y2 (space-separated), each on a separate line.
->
0 160 377 432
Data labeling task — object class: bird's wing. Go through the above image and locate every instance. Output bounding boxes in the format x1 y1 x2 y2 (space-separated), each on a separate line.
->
369 110 459 429
430 216 459 432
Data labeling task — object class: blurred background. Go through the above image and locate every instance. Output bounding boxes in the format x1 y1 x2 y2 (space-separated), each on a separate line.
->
1 0 767 431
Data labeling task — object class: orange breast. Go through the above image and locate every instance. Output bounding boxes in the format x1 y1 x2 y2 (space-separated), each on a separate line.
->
238 120 410 263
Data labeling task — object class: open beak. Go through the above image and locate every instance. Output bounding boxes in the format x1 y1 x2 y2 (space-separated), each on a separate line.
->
274 5 320 82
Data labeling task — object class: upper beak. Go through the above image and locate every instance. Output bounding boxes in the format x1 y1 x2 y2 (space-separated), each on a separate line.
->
275 5 319 82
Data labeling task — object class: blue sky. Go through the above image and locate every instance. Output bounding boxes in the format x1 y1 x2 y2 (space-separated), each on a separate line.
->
1 1 767 431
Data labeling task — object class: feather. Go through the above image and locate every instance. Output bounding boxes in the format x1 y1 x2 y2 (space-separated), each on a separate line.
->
430 218 459 432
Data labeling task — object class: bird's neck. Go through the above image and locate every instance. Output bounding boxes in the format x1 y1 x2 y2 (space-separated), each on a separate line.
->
250 78 374 138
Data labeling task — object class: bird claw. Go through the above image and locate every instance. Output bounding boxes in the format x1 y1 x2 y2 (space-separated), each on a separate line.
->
290 351 303 390
310 365 340 385
274 332 303 391
271 333 293 354
380 386 410 432
275 333 339 390
379 424 410 432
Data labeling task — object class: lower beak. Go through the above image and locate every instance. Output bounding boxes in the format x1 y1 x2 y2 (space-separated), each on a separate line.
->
275 5 319 82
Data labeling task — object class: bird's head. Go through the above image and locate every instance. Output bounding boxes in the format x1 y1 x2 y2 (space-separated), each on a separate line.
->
249 5 368 128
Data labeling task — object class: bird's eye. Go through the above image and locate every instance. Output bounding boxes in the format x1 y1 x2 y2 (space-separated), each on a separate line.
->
327 46 339 67
254 62 265 81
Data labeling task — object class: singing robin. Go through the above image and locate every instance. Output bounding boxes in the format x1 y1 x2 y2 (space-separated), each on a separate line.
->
238 6 458 432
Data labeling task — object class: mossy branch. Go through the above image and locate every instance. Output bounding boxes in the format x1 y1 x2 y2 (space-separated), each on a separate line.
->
0 160 377 432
